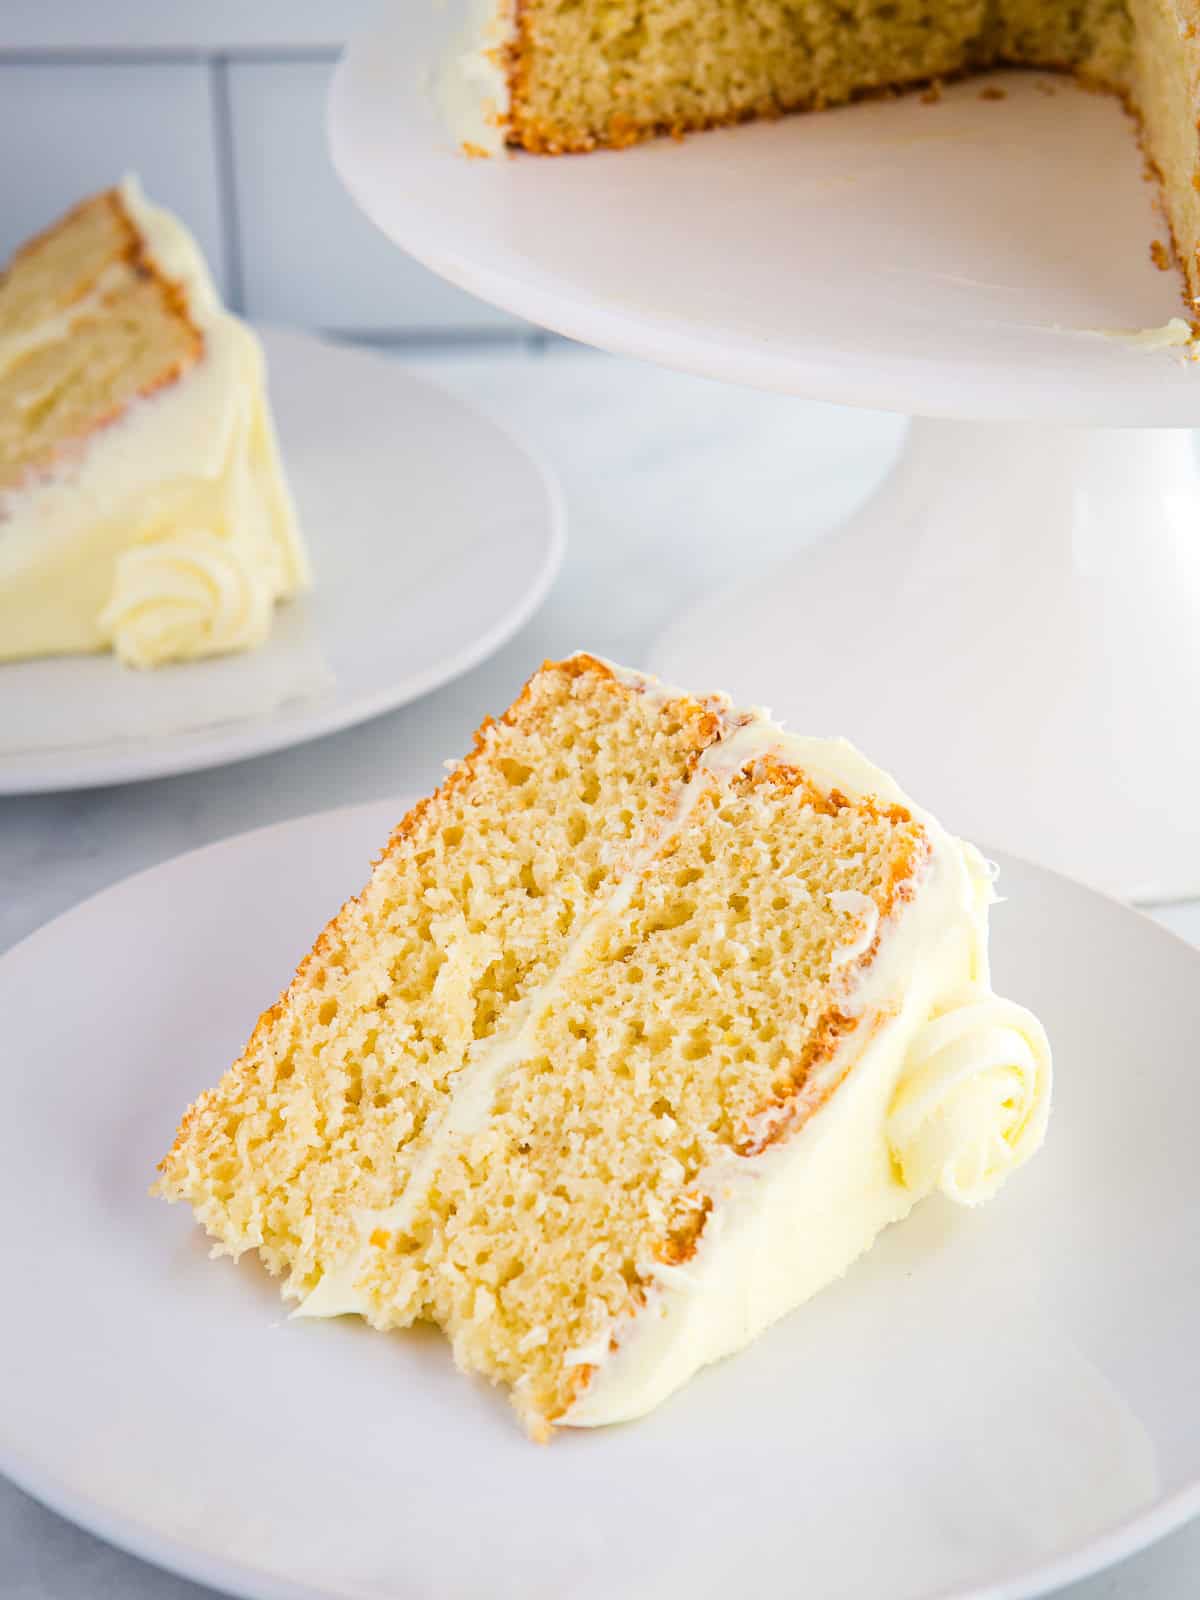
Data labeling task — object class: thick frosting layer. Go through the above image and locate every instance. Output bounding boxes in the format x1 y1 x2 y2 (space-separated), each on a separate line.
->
437 0 515 156
1094 317 1197 353
562 703 1049 1425
295 665 1051 1431
0 176 309 667
889 996 1049 1205
564 726 1050 1424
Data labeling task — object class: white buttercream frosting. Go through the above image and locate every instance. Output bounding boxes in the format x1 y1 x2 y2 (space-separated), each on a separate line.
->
437 0 515 156
889 997 1050 1206
0 176 309 667
829 887 880 966
294 661 1051 1428
98 527 279 667
561 715 1051 1427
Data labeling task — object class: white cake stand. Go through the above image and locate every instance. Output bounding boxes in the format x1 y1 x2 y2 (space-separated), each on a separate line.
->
330 4 1200 900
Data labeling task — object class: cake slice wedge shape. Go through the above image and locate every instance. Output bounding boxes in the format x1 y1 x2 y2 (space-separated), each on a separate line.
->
157 654 1050 1438
0 177 309 666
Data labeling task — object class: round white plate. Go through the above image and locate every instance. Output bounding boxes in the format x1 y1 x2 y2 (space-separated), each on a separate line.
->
0 329 564 794
331 5 1200 424
2 799 1198 1600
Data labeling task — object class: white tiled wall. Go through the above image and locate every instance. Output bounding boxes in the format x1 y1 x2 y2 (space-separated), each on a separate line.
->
0 3 380 52
0 63 228 297
0 16 529 343
228 60 514 334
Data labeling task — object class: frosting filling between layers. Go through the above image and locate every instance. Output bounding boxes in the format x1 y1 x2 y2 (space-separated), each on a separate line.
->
297 701 729 1318
0 177 309 667
295 669 1051 1428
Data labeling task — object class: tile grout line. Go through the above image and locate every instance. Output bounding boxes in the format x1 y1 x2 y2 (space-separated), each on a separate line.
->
209 53 246 316
331 327 552 351
0 46 340 66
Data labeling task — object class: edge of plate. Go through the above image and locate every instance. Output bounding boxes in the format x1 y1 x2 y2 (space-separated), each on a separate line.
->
2 815 1198 1600
0 331 566 797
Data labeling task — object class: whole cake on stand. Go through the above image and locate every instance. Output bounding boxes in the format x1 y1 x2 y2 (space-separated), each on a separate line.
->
329 1 1200 900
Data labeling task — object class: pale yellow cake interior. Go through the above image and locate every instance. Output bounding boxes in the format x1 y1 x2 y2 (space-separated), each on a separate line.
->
0 275 200 494
509 0 1129 151
159 661 726 1288
0 192 135 335
411 768 924 1426
157 658 932 1436
504 0 1200 305
0 188 201 494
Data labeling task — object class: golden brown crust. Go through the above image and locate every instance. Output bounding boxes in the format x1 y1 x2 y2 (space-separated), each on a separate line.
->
3 187 135 288
504 58 1072 155
622 762 932 1334
108 186 206 383
1122 93 1200 313
539 751 935 1435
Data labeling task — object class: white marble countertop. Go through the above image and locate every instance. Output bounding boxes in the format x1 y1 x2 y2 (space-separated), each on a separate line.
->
2 343 1197 1599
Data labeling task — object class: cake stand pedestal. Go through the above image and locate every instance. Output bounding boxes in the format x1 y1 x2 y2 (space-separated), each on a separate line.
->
329 5 1200 898
655 420 1200 899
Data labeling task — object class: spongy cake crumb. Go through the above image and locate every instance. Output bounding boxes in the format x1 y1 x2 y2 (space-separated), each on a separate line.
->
156 656 935 1434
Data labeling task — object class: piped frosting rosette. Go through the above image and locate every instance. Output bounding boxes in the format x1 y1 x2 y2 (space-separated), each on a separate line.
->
888 996 1051 1206
100 527 280 668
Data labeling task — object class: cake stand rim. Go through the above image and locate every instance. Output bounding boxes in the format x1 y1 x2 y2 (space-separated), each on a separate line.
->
328 11 1200 426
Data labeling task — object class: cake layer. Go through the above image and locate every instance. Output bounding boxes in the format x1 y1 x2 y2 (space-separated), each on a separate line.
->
0 178 309 666
158 657 1052 1439
0 189 136 346
501 0 1133 154
0 273 200 495
157 657 733 1301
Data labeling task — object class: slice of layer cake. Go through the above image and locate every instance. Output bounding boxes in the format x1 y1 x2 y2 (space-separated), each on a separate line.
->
156 654 1050 1438
453 0 1200 310
0 178 310 667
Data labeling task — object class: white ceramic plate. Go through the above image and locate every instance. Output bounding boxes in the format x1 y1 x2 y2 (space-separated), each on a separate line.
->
330 5 1200 425
2 799 1198 1600
0 330 564 794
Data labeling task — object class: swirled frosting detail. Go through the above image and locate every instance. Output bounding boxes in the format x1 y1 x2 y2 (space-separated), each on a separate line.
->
100 529 277 667
888 998 1051 1206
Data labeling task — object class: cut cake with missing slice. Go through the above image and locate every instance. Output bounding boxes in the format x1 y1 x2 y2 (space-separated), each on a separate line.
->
156 654 1050 1438
456 0 1200 313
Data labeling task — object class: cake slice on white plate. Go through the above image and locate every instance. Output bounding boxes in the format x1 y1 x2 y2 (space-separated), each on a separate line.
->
157 654 1050 1438
0 178 309 667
